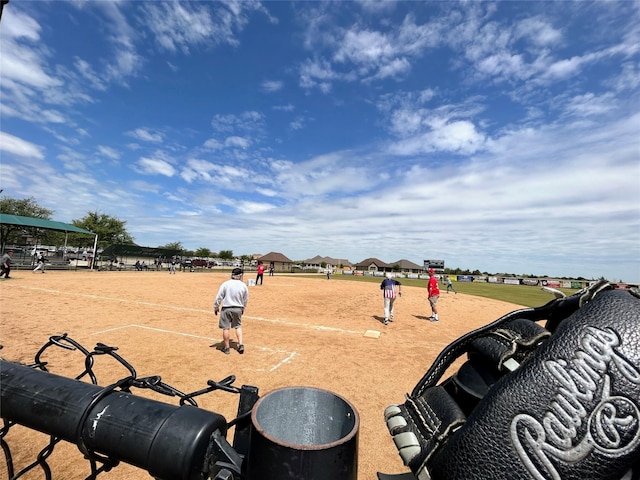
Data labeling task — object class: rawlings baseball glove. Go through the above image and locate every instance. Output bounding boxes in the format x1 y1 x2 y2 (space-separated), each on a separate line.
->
381 280 640 480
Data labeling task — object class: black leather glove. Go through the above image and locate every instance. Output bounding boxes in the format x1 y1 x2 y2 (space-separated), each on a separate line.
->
382 281 640 480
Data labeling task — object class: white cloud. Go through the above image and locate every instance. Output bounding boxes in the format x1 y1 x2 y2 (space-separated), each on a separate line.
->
203 138 224 150
300 14 440 89
273 104 295 112
126 128 164 143
180 158 252 185
77 1 143 84
562 92 617 118
225 136 251 149
427 120 486 154
515 17 562 47
235 200 277 214
136 156 176 177
211 111 265 134
142 2 221 53
0 131 44 159
271 152 377 198
0 7 41 42
355 0 397 14
335 29 396 65
289 117 305 131
299 58 339 91
97 145 121 160
141 1 269 53
262 80 284 92
0 9 62 96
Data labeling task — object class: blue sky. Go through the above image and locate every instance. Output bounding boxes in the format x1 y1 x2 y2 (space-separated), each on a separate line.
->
1 1 638 282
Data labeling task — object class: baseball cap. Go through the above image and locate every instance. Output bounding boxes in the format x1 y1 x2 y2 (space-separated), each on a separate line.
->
232 267 244 276
386 273 392 279
428 268 435 274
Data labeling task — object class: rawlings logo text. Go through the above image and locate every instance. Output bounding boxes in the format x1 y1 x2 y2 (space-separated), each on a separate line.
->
511 327 640 480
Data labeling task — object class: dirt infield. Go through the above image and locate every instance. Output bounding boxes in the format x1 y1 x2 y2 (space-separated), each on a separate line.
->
0 271 524 480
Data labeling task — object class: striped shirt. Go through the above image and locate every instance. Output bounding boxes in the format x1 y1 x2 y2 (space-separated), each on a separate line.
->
380 278 401 298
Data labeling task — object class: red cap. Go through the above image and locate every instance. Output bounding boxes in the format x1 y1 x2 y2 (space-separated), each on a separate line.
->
428 268 435 274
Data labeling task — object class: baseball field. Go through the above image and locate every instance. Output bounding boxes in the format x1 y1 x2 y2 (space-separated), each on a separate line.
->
0 270 528 480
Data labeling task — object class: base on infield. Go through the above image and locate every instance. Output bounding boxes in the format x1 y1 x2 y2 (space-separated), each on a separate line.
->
364 330 381 339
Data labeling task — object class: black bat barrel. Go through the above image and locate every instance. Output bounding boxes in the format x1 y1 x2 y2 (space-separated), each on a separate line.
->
247 386 359 480
0 360 227 480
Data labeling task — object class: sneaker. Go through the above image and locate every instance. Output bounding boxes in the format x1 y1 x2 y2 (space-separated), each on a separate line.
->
238 344 245 354
384 318 389 325
389 316 394 322
222 347 230 355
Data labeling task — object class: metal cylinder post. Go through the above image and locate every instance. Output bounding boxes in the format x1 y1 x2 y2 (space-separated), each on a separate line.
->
247 386 359 480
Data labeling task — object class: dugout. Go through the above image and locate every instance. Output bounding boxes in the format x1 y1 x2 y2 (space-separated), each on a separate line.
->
100 244 181 269
0 213 97 268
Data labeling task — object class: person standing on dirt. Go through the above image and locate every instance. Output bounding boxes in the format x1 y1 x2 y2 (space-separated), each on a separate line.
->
32 251 46 274
427 269 440 321
380 272 401 325
1 250 14 278
214 268 249 355
255 260 265 285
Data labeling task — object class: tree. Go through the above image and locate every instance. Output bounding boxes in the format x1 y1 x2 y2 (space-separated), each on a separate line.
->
160 242 184 252
159 242 189 257
194 247 211 258
219 250 234 260
70 211 134 249
0 196 55 252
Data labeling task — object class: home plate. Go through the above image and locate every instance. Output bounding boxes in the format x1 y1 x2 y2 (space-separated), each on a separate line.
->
364 330 381 339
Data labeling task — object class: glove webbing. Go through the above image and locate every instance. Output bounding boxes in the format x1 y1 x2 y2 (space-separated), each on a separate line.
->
411 279 611 397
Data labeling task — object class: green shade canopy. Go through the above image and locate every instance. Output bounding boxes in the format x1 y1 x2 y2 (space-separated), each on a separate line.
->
0 214 94 235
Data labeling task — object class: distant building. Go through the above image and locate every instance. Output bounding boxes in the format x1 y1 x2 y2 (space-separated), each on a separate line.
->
390 259 424 274
353 257 393 274
303 255 351 270
258 252 293 272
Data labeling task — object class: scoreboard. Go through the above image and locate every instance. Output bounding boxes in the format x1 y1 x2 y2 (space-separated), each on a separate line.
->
424 260 445 270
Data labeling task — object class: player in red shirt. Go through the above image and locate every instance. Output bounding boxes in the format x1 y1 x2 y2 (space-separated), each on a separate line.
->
256 261 266 285
427 269 440 322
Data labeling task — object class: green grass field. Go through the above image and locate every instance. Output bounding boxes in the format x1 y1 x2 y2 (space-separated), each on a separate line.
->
294 273 576 308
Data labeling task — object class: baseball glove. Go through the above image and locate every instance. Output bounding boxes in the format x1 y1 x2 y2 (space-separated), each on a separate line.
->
381 280 640 480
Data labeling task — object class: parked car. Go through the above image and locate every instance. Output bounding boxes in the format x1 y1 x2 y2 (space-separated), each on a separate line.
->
191 259 212 268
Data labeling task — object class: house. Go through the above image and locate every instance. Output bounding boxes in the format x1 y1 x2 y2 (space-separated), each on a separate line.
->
302 255 351 270
258 252 294 272
353 257 393 275
390 259 424 274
